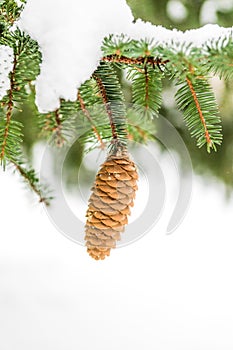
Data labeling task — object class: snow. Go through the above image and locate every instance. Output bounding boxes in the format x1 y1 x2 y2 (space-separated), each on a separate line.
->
13 0 233 112
18 0 134 112
0 46 14 100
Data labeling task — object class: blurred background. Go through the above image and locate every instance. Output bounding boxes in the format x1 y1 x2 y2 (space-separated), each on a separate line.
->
0 0 233 349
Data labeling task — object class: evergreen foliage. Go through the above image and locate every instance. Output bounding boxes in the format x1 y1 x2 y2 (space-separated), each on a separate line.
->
175 78 222 152
0 0 233 202
206 36 233 80
128 63 162 119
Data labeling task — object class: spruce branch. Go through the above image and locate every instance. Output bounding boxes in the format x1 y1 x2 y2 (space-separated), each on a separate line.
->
102 54 169 68
52 108 65 147
128 62 163 119
38 107 68 146
93 62 128 147
39 111 54 133
185 76 211 145
0 55 16 163
0 54 24 167
11 160 52 206
77 91 105 149
93 72 118 141
206 36 233 80
0 0 25 28
38 99 77 146
175 75 222 152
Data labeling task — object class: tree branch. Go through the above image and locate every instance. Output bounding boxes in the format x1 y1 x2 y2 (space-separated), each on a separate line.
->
0 55 16 161
102 54 169 68
53 108 65 147
77 91 105 149
93 72 118 141
185 76 211 145
144 65 150 111
11 161 51 206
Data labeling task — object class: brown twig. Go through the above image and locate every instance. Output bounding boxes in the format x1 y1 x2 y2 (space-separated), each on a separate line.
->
102 55 169 68
186 76 211 145
144 65 150 111
11 161 50 206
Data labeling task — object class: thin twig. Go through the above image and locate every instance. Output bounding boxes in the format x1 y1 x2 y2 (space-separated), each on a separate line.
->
144 65 150 111
186 76 211 145
77 91 105 149
102 55 169 68
11 161 50 206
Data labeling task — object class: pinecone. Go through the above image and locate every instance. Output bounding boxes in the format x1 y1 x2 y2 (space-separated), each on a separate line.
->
85 148 138 260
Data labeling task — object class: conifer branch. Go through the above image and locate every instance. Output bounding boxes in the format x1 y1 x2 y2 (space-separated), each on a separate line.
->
77 91 105 149
128 64 162 119
0 0 25 27
11 160 51 206
53 108 65 147
93 62 128 152
102 54 169 68
39 107 66 146
0 55 17 162
175 76 222 152
42 113 53 132
185 76 211 145
144 65 150 112
206 36 233 80
93 72 118 141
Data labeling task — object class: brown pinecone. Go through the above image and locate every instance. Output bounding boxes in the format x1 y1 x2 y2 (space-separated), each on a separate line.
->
85 149 138 260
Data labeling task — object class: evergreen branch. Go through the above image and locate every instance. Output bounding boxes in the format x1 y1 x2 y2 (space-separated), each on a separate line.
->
39 112 54 133
93 62 127 147
53 108 65 147
145 65 150 111
93 72 118 140
38 108 67 146
206 37 233 80
0 54 17 164
38 103 70 145
185 76 211 145
128 63 163 119
0 29 41 94
77 91 105 149
175 76 222 152
11 160 52 206
102 54 169 68
0 0 25 28
77 78 103 107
